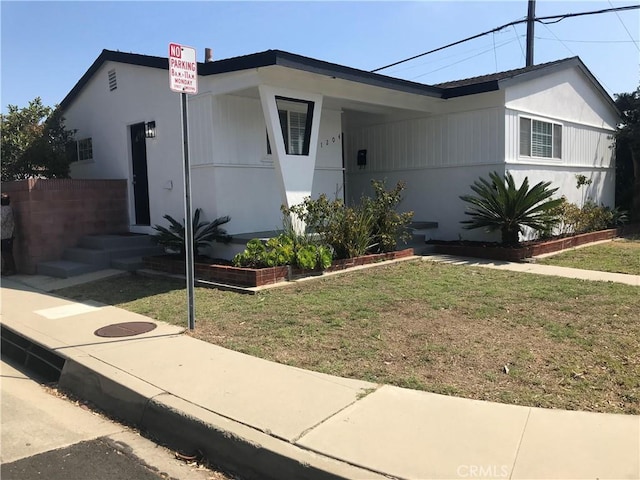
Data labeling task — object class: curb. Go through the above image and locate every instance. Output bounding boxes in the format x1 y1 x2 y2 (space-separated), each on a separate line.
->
6 327 387 480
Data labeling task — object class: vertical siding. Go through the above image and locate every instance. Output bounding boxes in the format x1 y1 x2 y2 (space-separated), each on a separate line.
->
345 108 503 172
189 95 214 166
505 108 614 167
212 95 266 166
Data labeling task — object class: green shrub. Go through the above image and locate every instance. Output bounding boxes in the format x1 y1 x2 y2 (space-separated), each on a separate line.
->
233 233 332 270
460 172 562 245
362 180 414 253
153 208 231 256
553 197 628 235
284 195 375 260
283 180 413 258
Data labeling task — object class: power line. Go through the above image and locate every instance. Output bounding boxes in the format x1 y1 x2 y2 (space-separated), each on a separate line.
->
371 4 640 73
535 36 640 44
607 0 640 52
409 38 519 81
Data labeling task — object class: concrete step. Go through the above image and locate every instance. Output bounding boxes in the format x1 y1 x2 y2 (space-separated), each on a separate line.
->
78 234 158 250
37 260 100 279
63 247 111 268
110 256 144 272
63 245 165 267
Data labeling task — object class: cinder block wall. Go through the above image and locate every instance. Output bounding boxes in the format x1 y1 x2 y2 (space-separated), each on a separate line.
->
1 179 128 274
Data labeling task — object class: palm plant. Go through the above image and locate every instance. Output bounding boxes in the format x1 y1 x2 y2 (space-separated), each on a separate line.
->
153 208 231 256
460 172 562 246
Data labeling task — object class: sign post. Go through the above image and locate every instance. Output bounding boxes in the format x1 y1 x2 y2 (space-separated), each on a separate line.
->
169 43 198 330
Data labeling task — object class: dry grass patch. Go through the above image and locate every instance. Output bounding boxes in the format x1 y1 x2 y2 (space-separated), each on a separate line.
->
56 261 640 415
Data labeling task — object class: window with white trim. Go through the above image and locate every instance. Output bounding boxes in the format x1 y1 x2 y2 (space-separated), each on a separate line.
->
77 138 93 162
520 117 562 159
266 97 314 156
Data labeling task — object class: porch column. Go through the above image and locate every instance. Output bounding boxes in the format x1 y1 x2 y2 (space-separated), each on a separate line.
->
259 86 323 232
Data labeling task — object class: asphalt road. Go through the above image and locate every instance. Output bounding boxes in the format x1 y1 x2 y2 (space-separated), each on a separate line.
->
1 357 232 480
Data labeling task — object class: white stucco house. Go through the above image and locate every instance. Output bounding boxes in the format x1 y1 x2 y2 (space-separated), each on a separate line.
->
60 48 619 254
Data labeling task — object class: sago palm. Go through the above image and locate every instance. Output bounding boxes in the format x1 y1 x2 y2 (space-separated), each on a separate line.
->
153 208 231 256
460 171 562 245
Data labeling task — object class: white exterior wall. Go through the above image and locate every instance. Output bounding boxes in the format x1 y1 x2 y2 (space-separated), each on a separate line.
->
345 105 505 240
504 66 617 210
65 64 343 236
65 62 184 231
188 93 343 234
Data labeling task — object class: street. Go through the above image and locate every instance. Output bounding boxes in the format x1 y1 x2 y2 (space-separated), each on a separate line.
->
0 357 233 480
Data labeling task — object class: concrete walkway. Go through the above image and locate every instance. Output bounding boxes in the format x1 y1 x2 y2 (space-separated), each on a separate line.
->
422 254 640 286
1 264 639 480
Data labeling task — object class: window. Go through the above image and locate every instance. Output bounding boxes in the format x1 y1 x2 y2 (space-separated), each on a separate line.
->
77 138 93 162
266 97 314 155
520 117 562 159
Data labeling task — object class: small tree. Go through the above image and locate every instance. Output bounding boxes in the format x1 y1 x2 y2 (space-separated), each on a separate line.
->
1 97 76 181
460 171 562 246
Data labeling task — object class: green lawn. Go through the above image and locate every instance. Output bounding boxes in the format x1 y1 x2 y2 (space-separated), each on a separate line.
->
537 236 640 275
56 260 640 415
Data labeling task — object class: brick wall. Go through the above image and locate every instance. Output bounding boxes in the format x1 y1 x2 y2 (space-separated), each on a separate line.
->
1 179 128 274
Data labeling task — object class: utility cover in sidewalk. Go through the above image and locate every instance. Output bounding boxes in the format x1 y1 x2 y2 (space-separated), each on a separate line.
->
94 322 157 338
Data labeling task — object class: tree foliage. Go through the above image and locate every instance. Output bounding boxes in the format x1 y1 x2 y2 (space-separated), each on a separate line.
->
460 171 562 246
1 97 76 181
614 86 640 221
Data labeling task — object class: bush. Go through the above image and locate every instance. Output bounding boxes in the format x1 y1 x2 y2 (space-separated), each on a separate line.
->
362 180 414 253
553 198 628 235
153 208 231 256
284 195 375 260
233 233 332 270
460 172 562 246
284 180 413 258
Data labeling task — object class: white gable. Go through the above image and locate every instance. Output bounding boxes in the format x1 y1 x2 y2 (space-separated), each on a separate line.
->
503 66 618 130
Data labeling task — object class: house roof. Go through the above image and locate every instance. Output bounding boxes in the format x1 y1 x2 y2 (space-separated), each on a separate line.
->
436 56 618 112
59 48 617 114
59 49 442 111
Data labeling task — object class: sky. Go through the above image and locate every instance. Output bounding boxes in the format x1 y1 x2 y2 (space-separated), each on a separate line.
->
1 1 638 113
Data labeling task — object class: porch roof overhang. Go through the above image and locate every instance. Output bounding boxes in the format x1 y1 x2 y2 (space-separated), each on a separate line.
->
60 48 443 112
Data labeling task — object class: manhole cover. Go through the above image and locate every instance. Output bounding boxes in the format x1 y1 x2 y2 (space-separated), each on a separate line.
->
94 322 157 338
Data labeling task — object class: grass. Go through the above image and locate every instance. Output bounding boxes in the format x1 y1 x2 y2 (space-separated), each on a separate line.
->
537 235 640 275
55 260 640 415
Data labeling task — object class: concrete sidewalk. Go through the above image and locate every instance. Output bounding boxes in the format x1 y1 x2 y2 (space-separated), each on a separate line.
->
1 274 639 480
422 254 640 286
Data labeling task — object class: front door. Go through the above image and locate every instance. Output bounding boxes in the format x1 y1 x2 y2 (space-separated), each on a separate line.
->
130 122 150 225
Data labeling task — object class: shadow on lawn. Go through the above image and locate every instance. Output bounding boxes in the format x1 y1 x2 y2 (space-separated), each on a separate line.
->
54 273 185 306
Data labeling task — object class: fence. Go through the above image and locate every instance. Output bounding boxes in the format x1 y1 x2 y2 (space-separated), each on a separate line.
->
1 179 128 274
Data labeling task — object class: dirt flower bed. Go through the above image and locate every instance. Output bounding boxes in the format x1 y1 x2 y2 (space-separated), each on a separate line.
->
429 225 640 261
143 248 414 287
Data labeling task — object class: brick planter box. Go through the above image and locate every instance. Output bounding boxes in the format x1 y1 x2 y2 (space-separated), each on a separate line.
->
431 225 640 262
143 248 414 288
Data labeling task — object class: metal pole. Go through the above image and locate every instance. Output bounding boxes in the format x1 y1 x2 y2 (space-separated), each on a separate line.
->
526 0 536 67
181 92 195 330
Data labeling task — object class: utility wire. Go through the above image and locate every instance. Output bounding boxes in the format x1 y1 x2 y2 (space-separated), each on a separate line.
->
513 24 526 61
607 0 640 52
410 38 518 80
539 22 576 57
535 36 640 43
371 4 640 72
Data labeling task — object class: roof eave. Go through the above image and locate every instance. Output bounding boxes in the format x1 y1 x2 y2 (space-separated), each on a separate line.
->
440 81 500 99
60 49 444 112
